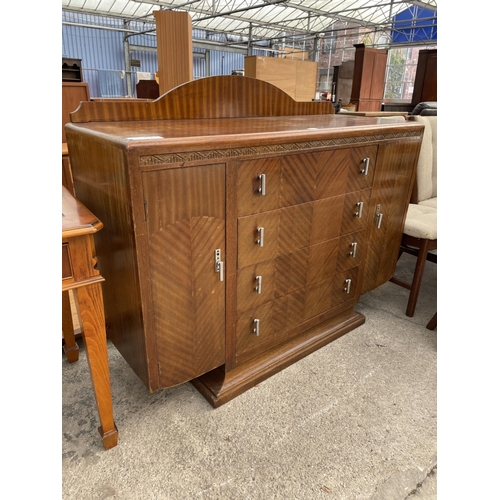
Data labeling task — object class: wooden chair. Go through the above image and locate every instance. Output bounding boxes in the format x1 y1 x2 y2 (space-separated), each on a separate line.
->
390 113 437 317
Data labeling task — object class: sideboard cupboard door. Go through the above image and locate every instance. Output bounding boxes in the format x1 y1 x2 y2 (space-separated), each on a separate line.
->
142 165 226 387
361 140 421 294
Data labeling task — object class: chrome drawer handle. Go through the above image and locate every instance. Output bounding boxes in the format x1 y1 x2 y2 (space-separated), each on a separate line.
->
349 242 357 258
256 227 265 247
361 157 370 175
343 279 352 294
376 213 383 229
355 201 363 218
253 318 260 336
258 174 266 196
254 275 262 294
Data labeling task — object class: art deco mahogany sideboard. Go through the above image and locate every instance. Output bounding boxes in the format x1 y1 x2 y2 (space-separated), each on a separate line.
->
66 76 424 407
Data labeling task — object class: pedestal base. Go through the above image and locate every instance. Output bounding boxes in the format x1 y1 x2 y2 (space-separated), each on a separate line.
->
192 308 365 408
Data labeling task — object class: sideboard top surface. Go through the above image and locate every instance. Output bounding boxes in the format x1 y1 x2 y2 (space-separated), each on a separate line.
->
66 114 422 151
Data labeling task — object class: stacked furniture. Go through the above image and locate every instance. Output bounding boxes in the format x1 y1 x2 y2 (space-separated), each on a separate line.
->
65 76 424 407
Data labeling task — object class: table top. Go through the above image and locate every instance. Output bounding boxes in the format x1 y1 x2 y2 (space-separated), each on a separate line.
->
62 185 103 239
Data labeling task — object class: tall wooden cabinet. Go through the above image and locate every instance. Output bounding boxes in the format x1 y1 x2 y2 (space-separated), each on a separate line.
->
66 76 423 407
411 49 437 106
350 44 388 112
153 9 193 95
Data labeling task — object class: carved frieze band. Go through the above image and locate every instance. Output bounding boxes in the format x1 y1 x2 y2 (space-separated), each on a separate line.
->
139 131 420 166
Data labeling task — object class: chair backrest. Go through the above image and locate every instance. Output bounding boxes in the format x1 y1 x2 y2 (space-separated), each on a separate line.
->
411 115 437 203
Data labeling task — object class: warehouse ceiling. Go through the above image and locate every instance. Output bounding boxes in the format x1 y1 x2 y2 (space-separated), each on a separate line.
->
62 1 437 47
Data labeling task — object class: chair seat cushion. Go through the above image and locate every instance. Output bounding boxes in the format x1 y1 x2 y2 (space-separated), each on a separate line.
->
404 204 437 240
419 197 437 209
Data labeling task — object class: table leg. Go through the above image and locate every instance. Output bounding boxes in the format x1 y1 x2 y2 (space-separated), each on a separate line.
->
62 291 79 362
74 282 118 450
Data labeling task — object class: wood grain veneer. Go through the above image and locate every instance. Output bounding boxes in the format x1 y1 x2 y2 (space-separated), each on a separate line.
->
65 75 423 406
69 76 334 123
142 165 226 387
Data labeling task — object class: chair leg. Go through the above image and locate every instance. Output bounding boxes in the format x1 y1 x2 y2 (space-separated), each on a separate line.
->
426 312 437 330
406 239 431 317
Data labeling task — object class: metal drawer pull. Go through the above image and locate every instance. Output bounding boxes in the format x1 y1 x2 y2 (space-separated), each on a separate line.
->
343 279 352 294
254 275 262 294
349 242 357 258
256 227 265 247
361 157 370 175
214 249 224 281
253 318 260 336
375 204 383 229
258 174 266 195
355 201 363 218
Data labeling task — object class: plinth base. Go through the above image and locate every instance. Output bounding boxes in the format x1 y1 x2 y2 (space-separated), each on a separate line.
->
192 308 365 408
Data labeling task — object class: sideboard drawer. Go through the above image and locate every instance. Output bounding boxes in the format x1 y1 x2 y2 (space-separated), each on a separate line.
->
238 195 345 268
336 230 367 272
236 157 281 216
345 145 378 193
235 278 335 357
235 268 359 358
341 189 372 234
331 267 360 307
236 146 378 217
236 238 340 313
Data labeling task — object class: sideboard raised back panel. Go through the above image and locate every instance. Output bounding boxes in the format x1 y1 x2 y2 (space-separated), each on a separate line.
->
66 76 423 406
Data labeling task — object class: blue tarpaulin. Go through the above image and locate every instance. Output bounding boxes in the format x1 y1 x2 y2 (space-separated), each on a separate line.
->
391 6 437 44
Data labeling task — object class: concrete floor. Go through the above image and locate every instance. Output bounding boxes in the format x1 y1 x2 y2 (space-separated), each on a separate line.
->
62 252 437 499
